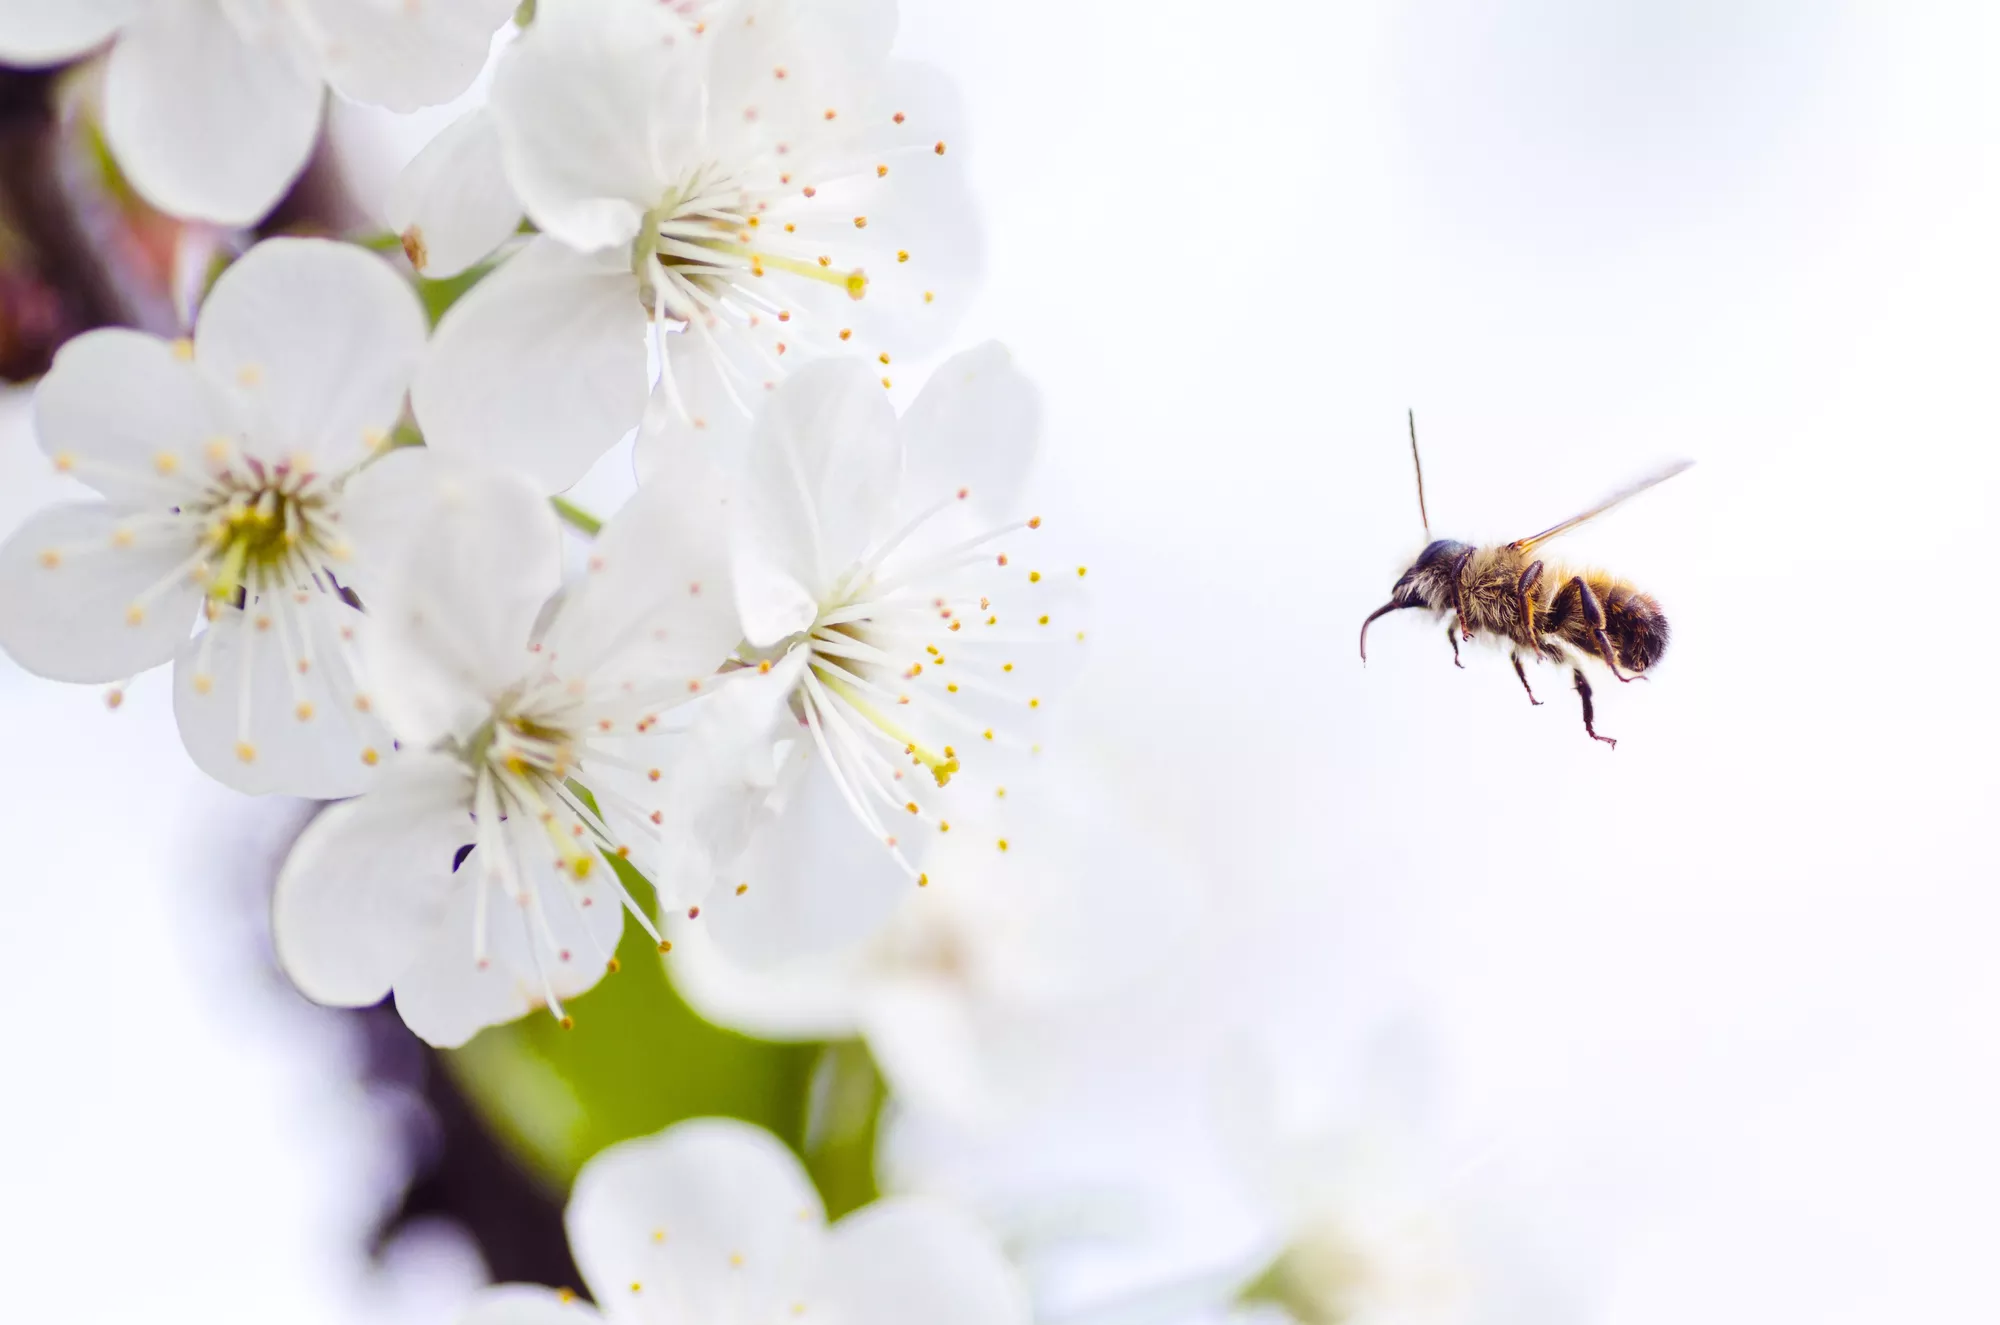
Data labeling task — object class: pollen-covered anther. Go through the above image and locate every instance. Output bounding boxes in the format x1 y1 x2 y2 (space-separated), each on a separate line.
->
897 249 910 263
917 872 929 886
758 660 772 673
853 216 868 229
735 883 749 895
996 838 1009 851
361 748 379 766
1029 570 1042 583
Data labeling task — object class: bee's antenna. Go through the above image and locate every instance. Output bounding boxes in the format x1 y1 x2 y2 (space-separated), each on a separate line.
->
1408 408 1431 539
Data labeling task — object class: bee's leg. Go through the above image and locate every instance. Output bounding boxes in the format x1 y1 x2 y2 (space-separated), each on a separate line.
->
1450 548 1477 641
1572 666 1617 747
1559 576 1639 683
1516 560 1544 638
1445 617 1465 668
1510 651 1542 704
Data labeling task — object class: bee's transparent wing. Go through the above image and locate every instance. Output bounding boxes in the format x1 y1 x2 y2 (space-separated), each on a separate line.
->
1509 459 1694 552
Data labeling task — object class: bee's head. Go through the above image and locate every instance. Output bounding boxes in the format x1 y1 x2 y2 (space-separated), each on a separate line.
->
1360 539 1470 663
1388 538 1471 609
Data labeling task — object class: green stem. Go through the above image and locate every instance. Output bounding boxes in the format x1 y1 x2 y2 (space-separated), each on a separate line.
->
551 495 603 537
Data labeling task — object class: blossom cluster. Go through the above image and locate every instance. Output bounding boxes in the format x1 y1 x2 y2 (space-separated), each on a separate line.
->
0 2 1501 1322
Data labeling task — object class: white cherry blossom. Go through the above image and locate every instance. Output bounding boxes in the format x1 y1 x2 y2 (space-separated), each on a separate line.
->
669 752 1198 1123
409 0 980 491
658 344 1086 967
456 1117 1031 1325
0 237 433 799
272 455 744 1046
0 0 518 225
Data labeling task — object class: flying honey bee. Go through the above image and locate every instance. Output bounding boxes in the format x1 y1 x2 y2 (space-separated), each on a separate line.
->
1359 413 1690 748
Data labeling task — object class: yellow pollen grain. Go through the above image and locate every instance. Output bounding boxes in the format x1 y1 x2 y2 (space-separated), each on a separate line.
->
1029 697 1041 708
896 249 910 263
659 939 673 953
1077 565 1089 577
880 352 892 365
817 254 831 267
758 659 773 673
877 164 889 177
294 701 314 722
235 741 257 763
1029 570 1042 583
939 820 951 833
924 290 935 303
1028 516 1043 529
947 683 959 693
997 838 1009 852
652 1230 667 1244
917 872 929 887
839 328 852 341
881 377 892 389
996 786 1007 798
558 1289 577 1304
983 729 994 740
361 748 379 766
905 801 919 814
1002 662 1014 672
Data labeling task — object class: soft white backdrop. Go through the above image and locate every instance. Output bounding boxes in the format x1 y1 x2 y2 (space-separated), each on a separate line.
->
3 1 1997 1320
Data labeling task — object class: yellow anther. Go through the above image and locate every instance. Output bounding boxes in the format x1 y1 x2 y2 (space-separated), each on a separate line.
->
154 451 179 475
204 438 231 462
235 741 257 763
853 216 868 229
1029 570 1042 583
758 660 772 673
124 604 145 626
112 527 134 548
880 352 892 365
361 747 379 766
924 290 935 303
847 272 869 300
917 873 929 887
736 883 749 896
1002 662 1014 672
1029 698 1041 708
983 729 994 740
36 549 59 569
1028 516 1043 529
939 820 951 833
170 338 194 361
897 250 910 263
294 701 314 722
1038 615 1050 625
947 683 959 693
877 164 889 177
1077 565 1089 577
935 141 947 154
236 364 262 387
997 838 1009 852
52 451 75 472
905 801 919 814
560 1016 575 1030
192 673 214 695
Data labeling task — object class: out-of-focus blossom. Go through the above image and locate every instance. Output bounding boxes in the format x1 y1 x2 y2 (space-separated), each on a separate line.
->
456 1117 1032 1325
0 237 431 797
272 456 742 1047
670 751 1196 1123
0 0 519 224
407 0 979 491
657 344 1085 967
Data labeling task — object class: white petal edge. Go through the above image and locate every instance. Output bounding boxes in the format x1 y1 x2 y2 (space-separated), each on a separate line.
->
456 1285 605 1325
194 238 427 473
272 753 472 1008
0 502 203 683
0 0 138 66
103 0 323 225
413 236 648 493
297 0 517 113
387 108 524 279
816 1197 1031 1325
566 1118 826 1313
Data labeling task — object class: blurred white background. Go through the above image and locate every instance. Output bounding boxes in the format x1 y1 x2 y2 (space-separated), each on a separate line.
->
4 1 1999 1320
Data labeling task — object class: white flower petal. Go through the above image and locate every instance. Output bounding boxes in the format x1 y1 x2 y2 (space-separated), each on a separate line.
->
296 0 516 113
815 1197 1030 1325
389 851 623 1048
735 358 900 629
387 107 523 279
541 438 738 685
667 906 871 1042
701 743 914 967
566 1119 825 1314
194 238 427 472
333 446 496 588
698 0 898 164
897 341 1042 516
456 1285 603 1325
413 236 648 492
853 981 989 1122
271 752 473 1008
456 1285 604 1325
0 0 137 66
0 502 203 683
488 0 698 251
172 597 388 799
31 328 237 507
360 465 564 747
103 0 324 224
